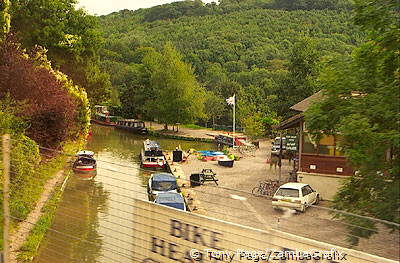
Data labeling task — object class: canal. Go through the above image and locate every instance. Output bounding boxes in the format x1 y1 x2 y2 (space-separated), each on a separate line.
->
34 124 215 263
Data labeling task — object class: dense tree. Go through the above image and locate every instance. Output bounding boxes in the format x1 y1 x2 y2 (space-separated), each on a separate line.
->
276 37 321 117
147 43 205 128
10 0 111 104
305 0 400 244
0 0 10 41
203 91 226 126
99 5 363 123
0 36 89 148
143 0 210 22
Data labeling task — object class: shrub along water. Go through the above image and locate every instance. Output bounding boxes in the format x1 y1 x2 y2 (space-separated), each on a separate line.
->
0 35 90 252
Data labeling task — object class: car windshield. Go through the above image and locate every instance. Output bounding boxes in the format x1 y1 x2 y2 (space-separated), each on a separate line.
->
152 181 177 191
160 202 185 210
276 188 299 197
274 138 286 146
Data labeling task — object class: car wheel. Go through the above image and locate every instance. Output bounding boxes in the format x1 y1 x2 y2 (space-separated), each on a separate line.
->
315 195 320 205
300 204 306 213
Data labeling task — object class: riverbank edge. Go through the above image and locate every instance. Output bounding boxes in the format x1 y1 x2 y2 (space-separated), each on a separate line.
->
164 151 207 215
148 130 214 143
11 139 85 263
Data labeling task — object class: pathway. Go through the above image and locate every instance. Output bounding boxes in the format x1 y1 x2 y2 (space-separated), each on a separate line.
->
9 170 67 263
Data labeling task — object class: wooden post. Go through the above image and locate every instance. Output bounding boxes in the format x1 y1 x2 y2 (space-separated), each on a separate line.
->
278 131 283 184
2 134 10 263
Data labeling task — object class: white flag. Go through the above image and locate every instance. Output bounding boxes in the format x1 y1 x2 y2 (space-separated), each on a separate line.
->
226 96 235 105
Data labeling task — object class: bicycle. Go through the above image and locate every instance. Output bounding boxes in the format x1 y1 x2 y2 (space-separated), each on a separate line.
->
251 180 280 196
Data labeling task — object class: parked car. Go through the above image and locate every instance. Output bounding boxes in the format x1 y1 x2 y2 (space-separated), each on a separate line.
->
154 192 186 211
147 173 178 201
272 183 319 212
271 136 286 155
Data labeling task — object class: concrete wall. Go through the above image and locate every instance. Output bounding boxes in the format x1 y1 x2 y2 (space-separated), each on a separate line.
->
297 172 348 200
132 199 395 263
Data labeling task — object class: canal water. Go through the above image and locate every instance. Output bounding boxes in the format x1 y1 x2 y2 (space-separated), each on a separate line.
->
34 124 215 263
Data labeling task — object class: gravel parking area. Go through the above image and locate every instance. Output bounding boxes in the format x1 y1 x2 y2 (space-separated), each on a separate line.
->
180 140 399 261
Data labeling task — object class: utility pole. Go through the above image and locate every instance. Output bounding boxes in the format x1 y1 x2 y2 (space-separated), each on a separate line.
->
2 134 10 263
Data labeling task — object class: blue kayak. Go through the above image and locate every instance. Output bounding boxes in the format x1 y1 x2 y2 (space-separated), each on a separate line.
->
197 151 225 156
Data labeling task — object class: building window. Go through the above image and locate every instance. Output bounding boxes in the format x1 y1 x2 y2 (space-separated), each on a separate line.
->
302 133 342 156
319 135 335 156
303 133 318 154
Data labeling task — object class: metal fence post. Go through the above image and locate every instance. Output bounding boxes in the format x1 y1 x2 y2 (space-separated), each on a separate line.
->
2 134 10 263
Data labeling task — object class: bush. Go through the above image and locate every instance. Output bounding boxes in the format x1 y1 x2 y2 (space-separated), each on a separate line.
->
0 35 80 148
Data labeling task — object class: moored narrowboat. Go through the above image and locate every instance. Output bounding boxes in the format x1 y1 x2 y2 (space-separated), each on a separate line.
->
141 139 166 169
72 151 97 180
115 119 148 134
91 105 118 126
214 134 247 147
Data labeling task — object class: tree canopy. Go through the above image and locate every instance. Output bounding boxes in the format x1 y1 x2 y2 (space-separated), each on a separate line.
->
0 0 10 41
10 0 111 104
146 43 206 127
98 1 363 131
0 35 90 148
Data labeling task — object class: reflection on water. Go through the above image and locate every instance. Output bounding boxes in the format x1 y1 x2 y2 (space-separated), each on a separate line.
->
34 124 215 263
34 179 109 263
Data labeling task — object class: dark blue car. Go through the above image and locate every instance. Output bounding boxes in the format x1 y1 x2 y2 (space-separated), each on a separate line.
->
147 173 178 201
154 192 186 211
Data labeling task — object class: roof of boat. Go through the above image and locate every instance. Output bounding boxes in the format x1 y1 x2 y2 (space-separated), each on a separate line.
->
152 173 176 181
119 119 144 122
155 192 184 203
144 139 162 149
216 134 246 139
76 150 94 156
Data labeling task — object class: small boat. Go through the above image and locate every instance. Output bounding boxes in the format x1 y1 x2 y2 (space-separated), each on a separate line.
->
141 139 166 169
218 157 234 167
72 151 97 180
115 119 148 134
91 105 118 126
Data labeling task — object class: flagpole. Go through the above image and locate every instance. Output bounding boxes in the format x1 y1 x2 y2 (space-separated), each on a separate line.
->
233 94 236 138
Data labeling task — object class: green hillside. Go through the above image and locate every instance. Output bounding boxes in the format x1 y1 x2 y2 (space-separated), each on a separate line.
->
98 0 363 133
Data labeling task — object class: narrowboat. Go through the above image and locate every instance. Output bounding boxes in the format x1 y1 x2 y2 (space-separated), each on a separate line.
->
91 105 118 126
140 139 166 169
214 134 247 147
72 151 97 180
115 119 148 134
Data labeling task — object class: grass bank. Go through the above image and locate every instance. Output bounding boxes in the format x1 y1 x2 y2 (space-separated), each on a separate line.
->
16 170 69 262
13 138 85 262
0 137 84 260
181 124 212 130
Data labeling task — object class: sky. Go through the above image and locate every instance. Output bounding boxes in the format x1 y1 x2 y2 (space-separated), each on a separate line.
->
77 0 217 16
